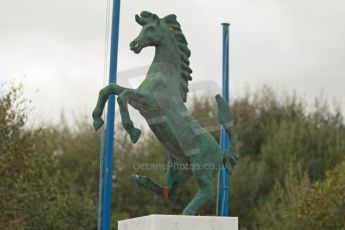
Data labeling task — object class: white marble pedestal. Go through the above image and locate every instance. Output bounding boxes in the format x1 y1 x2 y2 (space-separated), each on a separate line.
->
118 214 238 230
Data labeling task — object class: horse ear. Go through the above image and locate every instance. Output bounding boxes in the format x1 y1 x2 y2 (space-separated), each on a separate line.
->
135 14 145 26
153 14 160 25
140 11 153 18
163 14 177 24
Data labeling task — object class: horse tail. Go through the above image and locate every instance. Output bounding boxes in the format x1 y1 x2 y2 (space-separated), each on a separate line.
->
215 95 238 171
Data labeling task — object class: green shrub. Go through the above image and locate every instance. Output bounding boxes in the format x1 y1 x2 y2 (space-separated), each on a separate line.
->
1 84 344 229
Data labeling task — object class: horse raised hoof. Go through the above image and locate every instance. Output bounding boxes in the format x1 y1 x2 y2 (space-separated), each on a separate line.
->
129 127 141 143
132 175 140 187
131 175 148 187
93 118 104 130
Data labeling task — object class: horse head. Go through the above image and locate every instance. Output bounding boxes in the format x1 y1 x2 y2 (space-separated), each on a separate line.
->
129 11 170 53
130 11 192 102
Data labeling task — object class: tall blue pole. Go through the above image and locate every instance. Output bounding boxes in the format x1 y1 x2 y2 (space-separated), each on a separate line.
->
100 0 121 229
218 23 230 216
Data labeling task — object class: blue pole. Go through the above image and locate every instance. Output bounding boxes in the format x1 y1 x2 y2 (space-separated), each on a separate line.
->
218 22 230 216
100 0 121 229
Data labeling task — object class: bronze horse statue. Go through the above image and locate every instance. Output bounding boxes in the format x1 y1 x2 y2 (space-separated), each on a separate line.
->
92 11 237 215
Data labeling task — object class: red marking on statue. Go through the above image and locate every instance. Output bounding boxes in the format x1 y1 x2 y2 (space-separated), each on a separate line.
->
163 186 169 201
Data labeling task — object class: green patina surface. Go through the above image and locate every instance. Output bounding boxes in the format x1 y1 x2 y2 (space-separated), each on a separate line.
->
92 11 237 215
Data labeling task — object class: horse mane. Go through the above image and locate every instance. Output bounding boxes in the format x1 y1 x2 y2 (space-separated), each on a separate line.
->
138 11 192 102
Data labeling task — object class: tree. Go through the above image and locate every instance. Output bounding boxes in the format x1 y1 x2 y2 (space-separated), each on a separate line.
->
1 83 344 229
0 85 97 229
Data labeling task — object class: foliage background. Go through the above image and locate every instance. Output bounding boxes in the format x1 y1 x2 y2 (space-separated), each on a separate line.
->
1 84 344 229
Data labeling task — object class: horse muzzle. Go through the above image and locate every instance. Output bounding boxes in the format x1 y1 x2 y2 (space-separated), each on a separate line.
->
129 40 142 54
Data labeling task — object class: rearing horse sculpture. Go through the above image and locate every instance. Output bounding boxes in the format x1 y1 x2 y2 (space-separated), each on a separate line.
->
92 11 237 215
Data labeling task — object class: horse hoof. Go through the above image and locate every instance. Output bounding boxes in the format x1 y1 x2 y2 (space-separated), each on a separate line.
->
93 118 104 130
131 175 149 187
181 209 195 215
130 128 141 143
132 175 140 187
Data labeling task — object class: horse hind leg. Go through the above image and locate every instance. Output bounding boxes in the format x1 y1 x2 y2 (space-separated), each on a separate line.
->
131 173 189 202
132 154 191 201
132 175 165 198
182 166 214 215
165 157 192 201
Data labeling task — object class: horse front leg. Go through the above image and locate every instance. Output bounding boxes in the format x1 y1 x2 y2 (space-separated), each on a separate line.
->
92 83 128 130
116 89 144 143
117 90 157 143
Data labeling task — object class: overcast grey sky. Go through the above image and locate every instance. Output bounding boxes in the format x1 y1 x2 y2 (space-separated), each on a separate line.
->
0 0 344 126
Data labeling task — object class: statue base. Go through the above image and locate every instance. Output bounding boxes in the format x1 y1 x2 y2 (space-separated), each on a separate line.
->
118 214 238 230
